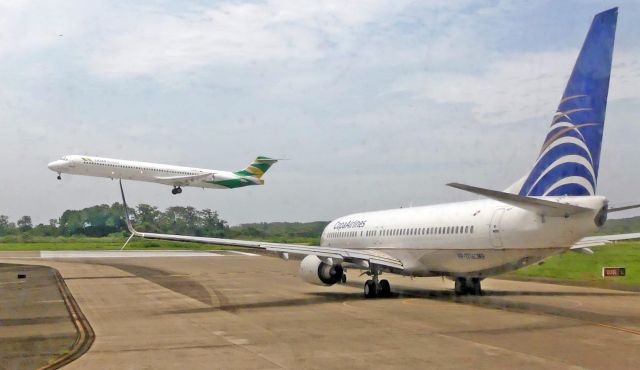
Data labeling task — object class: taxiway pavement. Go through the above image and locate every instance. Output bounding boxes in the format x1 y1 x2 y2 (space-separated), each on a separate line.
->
1 252 639 369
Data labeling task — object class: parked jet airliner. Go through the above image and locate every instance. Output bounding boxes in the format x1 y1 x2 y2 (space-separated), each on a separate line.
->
48 155 278 194
119 8 640 297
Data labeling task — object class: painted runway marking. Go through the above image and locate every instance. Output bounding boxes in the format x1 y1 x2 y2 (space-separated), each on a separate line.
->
0 250 265 259
594 323 640 336
224 250 260 256
33 250 254 258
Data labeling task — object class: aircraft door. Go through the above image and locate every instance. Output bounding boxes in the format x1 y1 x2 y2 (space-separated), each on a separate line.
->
489 208 505 247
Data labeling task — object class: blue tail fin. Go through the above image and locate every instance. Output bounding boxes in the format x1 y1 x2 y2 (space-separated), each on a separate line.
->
517 8 617 197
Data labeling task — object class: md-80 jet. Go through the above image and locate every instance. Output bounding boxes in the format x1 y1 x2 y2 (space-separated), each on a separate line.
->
119 8 640 297
48 155 278 194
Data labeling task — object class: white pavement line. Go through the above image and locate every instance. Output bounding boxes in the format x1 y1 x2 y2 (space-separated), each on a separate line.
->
223 250 260 256
38 251 225 258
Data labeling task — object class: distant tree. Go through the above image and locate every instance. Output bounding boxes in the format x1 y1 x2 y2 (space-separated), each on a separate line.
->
136 204 161 231
59 209 84 236
199 209 227 237
17 216 33 232
0 215 17 235
58 203 128 237
0 215 8 228
31 222 59 236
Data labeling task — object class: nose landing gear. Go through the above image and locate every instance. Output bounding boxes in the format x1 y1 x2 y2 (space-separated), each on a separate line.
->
171 186 183 195
56 174 61 180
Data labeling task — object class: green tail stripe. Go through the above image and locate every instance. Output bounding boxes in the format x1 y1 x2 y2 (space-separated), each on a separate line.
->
234 156 277 178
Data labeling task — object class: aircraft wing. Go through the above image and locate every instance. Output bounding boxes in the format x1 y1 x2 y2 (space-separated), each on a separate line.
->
154 172 214 186
118 181 404 271
570 232 640 254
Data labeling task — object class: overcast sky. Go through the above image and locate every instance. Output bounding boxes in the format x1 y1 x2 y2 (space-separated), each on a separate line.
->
1 0 639 225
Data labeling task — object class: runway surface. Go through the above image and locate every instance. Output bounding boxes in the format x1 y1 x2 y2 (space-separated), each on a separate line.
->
1 252 639 369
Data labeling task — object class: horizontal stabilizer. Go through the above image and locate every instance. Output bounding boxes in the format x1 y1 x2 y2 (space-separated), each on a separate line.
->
572 233 640 250
608 203 640 213
447 182 592 216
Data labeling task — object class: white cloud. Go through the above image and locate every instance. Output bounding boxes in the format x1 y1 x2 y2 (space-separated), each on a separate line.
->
388 49 640 125
88 0 415 77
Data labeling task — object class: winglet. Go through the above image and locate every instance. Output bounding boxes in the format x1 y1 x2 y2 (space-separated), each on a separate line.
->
119 180 139 235
447 182 593 216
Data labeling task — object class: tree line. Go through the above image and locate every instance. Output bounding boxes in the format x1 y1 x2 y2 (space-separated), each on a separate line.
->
0 203 227 237
0 204 329 240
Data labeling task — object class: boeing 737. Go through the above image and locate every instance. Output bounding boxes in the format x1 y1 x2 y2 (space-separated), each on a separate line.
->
118 9 640 297
48 155 278 194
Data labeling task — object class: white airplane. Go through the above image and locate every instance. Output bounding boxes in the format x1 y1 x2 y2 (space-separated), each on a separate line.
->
119 8 640 297
48 155 278 194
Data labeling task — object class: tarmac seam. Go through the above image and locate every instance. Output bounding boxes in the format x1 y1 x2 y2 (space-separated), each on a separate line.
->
36 268 95 370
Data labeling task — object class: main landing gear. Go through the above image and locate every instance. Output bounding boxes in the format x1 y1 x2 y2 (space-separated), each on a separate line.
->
454 277 482 296
171 186 183 195
363 270 392 299
56 174 61 180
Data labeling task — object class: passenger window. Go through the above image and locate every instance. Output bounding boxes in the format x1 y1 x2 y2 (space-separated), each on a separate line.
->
470 226 474 233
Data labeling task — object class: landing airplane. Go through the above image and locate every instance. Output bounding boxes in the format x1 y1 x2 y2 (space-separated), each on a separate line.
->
48 155 278 194
119 8 640 297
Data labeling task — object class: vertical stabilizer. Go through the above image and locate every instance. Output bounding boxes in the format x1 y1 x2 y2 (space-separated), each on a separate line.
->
516 8 617 197
234 156 278 179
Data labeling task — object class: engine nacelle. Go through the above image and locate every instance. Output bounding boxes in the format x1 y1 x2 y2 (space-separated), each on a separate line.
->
299 255 344 286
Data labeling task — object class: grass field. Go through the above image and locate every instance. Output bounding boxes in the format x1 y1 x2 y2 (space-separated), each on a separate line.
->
507 241 640 287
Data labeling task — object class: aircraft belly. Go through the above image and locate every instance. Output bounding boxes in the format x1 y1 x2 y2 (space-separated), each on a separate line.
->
383 247 565 277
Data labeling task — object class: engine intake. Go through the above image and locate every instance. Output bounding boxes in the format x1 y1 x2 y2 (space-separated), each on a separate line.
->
594 204 608 227
299 255 344 286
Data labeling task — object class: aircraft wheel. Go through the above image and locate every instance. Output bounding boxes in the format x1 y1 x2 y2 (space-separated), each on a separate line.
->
378 279 391 297
57 175 61 180
171 188 178 195
454 278 467 295
364 280 377 299
469 278 482 296
177 187 182 194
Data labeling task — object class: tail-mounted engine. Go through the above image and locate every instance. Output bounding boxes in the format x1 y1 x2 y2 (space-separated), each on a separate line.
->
299 255 344 286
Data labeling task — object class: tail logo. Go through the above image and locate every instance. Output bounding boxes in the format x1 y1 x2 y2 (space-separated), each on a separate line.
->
519 95 602 196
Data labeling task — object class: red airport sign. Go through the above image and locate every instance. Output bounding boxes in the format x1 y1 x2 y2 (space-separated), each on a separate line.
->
602 267 626 277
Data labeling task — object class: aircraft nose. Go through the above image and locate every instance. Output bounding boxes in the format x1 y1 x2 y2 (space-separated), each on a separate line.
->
48 160 64 171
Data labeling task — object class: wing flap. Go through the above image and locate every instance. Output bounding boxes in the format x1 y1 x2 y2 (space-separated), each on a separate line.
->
608 203 640 213
154 172 213 185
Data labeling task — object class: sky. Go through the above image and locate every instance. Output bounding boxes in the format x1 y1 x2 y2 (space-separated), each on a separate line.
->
1 0 639 225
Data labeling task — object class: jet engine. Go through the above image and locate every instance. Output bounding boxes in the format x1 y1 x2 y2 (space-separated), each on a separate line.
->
299 255 344 286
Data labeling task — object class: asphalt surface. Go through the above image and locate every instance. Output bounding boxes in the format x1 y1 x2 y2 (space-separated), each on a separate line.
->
0 264 79 370
1 252 640 370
